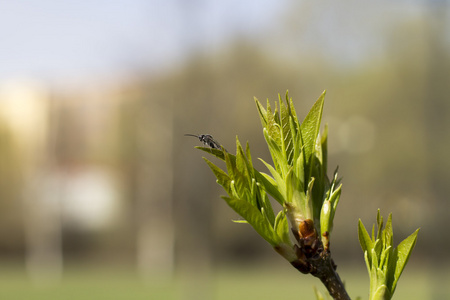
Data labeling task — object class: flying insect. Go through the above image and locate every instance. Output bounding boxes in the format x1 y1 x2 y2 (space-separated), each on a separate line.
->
184 134 224 150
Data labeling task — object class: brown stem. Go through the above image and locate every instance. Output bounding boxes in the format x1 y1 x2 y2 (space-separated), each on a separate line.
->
291 248 351 300
313 258 350 300
289 223 351 300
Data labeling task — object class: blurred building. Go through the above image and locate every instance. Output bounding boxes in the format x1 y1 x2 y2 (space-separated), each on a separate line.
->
0 80 176 282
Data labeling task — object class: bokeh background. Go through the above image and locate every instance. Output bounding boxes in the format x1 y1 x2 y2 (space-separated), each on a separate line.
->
1 1 449 299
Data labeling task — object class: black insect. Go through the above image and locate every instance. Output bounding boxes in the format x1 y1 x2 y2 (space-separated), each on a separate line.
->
184 134 224 150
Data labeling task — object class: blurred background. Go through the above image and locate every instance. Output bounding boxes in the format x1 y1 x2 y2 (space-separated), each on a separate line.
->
0 0 449 299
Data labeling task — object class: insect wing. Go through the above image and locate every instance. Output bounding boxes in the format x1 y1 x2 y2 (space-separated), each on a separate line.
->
185 133 225 151
202 135 222 149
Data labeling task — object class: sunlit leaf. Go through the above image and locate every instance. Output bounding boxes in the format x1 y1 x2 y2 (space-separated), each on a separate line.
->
358 219 373 267
196 146 225 160
222 196 279 246
280 96 294 165
376 210 383 240
390 228 420 294
266 99 282 146
274 210 291 245
254 97 268 128
203 157 231 195
263 127 285 176
321 124 329 177
254 170 285 205
245 141 254 175
236 137 251 186
300 91 325 181
383 214 394 249
259 158 286 198
258 187 275 226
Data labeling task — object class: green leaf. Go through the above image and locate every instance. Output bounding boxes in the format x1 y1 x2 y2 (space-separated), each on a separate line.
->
290 116 301 164
321 124 329 177
203 157 232 195
258 187 276 226
328 184 341 228
319 184 341 248
373 239 382 262
379 246 392 271
287 94 300 131
304 177 315 220
197 141 285 204
280 96 294 165
294 149 305 188
274 210 292 245
245 141 254 174
300 90 325 181
263 128 286 176
266 100 282 146
370 249 379 289
236 137 251 186
254 170 285 205
254 97 268 128
376 210 383 241
390 228 420 294
371 284 390 300
273 101 281 126
320 200 331 250
232 219 249 224
222 196 279 246
196 146 226 160
224 148 236 179
358 219 373 267
259 158 286 200
383 214 394 249
360 211 419 300
286 168 304 207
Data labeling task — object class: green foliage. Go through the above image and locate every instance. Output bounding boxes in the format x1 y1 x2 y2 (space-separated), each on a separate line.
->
358 210 420 300
193 91 420 299
197 91 341 259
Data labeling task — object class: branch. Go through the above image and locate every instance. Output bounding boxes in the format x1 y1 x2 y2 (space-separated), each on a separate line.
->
291 249 351 300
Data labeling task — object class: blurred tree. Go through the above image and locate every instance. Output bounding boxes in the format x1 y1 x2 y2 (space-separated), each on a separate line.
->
117 85 175 279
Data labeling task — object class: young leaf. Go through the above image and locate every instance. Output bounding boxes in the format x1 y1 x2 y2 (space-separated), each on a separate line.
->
390 228 420 294
274 210 292 246
254 97 268 128
259 158 286 197
383 214 394 249
288 95 300 131
236 137 251 186
222 196 279 246
376 210 383 241
245 141 254 175
253 170 285 205
280 96 294 165
358 219 373 266
263 128 286 176
224 149 236 179
203 157 232 195
300 91 325 181
258 187 276 226
265 100 282 146
321 124 329 177
320 200 332 249
290 116 301 163
196 146 226 160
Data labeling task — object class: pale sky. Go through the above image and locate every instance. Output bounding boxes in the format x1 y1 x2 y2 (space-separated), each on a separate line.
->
0 0 287 86
0 0 445 88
